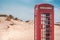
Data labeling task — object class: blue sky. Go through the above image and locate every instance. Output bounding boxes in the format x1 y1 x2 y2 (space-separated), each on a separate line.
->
0 0 60 22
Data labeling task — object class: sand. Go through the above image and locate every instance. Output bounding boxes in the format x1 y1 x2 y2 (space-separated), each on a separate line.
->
0 16 60 40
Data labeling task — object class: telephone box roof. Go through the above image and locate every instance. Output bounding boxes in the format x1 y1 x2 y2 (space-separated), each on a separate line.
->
36 3 54 7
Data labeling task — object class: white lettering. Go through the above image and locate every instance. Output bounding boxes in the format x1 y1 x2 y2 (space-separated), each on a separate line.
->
40 7 52 9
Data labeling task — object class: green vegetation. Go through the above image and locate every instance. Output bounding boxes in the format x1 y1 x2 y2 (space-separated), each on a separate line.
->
55 24 60 26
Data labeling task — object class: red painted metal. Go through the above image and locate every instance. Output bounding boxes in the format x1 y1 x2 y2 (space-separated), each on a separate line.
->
34 4 54 40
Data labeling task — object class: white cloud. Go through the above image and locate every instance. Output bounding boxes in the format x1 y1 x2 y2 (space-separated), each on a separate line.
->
54 8 60 22
0 5 34 21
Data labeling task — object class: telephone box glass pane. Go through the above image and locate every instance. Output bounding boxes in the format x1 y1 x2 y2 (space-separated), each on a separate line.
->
41 13 51 40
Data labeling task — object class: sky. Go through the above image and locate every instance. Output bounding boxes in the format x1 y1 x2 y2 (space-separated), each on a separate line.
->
0 0 60 22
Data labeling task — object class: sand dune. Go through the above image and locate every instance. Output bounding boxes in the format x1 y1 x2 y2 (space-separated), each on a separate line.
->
0 15 60 40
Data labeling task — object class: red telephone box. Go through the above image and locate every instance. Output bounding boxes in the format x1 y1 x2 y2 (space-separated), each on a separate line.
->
34 4 54 40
